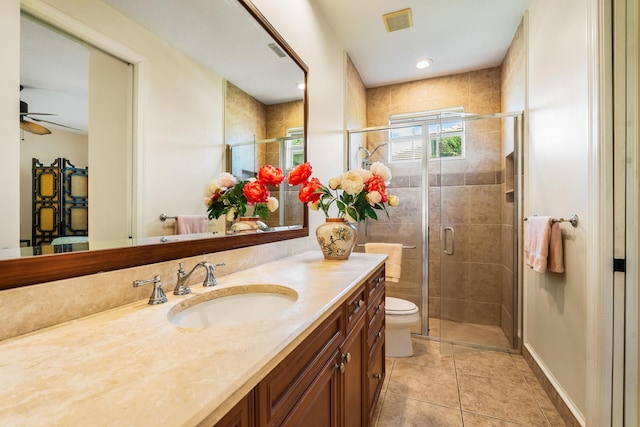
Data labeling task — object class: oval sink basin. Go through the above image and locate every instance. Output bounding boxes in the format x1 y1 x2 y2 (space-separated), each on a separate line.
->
167 284 298 329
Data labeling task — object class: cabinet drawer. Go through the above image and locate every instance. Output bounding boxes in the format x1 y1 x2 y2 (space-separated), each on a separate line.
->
366 266 385 301
257 307 345 426
345 284 366 333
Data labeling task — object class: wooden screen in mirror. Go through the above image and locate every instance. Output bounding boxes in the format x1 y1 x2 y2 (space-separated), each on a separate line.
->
1 0 308 290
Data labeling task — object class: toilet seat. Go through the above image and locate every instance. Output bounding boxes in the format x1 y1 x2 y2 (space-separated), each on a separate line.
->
385 296 418 315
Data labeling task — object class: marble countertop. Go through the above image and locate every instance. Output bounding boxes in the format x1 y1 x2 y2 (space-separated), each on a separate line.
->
0 251 386 426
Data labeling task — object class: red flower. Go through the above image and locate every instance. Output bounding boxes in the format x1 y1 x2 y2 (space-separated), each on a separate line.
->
298 178 322 203
257 164 285 186
287 162 313 186
366 176 388 202
243 180 270 204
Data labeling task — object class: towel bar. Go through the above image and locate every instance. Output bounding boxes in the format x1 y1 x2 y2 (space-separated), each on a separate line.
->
357 244 416 249
159 213 176 222
524 214 578 228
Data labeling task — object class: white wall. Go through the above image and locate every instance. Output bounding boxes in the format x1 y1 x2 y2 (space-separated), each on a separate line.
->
1 0 226 248
525 0 591 420
251 0 347 241
0 0 21 251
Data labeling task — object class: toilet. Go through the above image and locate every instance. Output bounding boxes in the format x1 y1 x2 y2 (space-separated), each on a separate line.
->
385 296 420 357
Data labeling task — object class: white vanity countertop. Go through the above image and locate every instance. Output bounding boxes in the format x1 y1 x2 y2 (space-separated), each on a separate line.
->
0 251 386 426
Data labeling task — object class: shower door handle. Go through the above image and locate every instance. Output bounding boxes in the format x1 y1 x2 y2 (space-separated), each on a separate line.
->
443 226 455 255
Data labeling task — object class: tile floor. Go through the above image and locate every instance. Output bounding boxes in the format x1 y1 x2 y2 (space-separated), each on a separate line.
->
371 338 567 426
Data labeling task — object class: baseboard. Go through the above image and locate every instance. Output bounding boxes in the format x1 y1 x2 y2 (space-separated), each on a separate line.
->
523 343 586 427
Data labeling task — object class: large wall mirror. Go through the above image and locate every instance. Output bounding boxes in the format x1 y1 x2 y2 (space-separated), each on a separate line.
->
2 0 308 289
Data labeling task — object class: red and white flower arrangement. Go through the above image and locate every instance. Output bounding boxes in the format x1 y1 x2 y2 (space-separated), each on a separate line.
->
288 161 399 222
205 164 285 221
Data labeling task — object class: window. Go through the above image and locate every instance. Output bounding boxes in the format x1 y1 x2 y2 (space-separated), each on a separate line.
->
285 127 305 171
389 108 465 161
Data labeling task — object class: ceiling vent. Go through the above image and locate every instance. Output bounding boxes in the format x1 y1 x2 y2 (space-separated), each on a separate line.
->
382 8 413 33
268 43 286 58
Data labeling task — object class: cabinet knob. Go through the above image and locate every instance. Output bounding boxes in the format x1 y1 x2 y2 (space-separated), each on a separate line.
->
352 299 365 315
342 352 352 364
373 373 383 381
338 362 345 374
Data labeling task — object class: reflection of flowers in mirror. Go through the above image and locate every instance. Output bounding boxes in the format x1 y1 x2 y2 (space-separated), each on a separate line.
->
205 165 285 221
288 161 399 222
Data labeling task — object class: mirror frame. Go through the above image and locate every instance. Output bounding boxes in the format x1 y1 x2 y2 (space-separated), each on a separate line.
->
2 0 309 291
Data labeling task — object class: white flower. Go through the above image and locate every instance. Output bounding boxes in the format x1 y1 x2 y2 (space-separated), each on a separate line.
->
388 195 400 206
225 208 237 221
266 196 279 212
204 196 212 207
218 172 237 188
370 162 392 183
340 170 365 195
366 191 382 205
328 177 341 190
206 179 221 197
352 168 373 183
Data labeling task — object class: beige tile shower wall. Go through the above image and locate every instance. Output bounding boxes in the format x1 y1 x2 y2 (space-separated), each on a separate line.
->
346 55 367 130
500 19 525 345
266 100 304 141
225 81 267 146
365 67 504 328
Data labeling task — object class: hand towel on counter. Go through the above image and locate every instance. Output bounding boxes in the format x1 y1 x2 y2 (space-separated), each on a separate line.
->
174 215 209 235
524 216 564 273
364 242 403 282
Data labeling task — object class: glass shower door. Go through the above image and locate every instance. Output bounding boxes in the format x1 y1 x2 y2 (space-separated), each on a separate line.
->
437 113 519 350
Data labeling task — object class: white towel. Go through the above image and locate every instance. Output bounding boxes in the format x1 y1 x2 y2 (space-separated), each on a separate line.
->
364 243 402 282
174 215 209 234
524 216 564 273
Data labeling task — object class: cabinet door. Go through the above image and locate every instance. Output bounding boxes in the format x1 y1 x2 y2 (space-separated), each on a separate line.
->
367 325 385 422
342 314 366 427
257 308 344 426
280 350 341 427
214 390 254 427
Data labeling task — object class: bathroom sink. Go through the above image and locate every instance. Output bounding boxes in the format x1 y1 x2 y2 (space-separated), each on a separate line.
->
167 284 298 329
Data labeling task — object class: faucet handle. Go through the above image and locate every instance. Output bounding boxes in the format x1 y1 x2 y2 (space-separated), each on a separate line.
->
133 275 168 305
174 262 191 296
203 262 225 287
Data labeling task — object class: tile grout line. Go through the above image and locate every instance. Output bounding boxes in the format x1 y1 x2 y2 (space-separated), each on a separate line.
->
451 345 466 425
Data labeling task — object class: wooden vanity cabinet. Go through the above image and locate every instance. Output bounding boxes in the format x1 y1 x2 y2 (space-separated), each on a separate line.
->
213 266 385 427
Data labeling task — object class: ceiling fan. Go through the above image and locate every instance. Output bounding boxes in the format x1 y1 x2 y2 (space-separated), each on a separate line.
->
19 85 81 135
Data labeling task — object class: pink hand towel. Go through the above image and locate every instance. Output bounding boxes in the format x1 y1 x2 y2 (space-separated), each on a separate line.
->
525 216 564 273
174 215 208 235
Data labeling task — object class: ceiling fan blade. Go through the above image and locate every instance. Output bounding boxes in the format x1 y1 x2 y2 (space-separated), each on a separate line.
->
20 120 51 135
30 116 83 131
20 112 57 116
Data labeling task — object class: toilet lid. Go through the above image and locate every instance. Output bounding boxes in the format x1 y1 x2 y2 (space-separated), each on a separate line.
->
385 297 418 315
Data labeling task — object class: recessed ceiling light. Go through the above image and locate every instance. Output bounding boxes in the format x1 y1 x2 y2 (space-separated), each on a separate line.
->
416 58 432 69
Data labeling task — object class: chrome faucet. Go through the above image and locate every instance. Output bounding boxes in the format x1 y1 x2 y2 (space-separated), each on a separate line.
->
174 261 225 295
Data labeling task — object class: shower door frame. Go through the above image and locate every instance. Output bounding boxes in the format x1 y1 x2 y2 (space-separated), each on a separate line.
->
347 110 523 351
